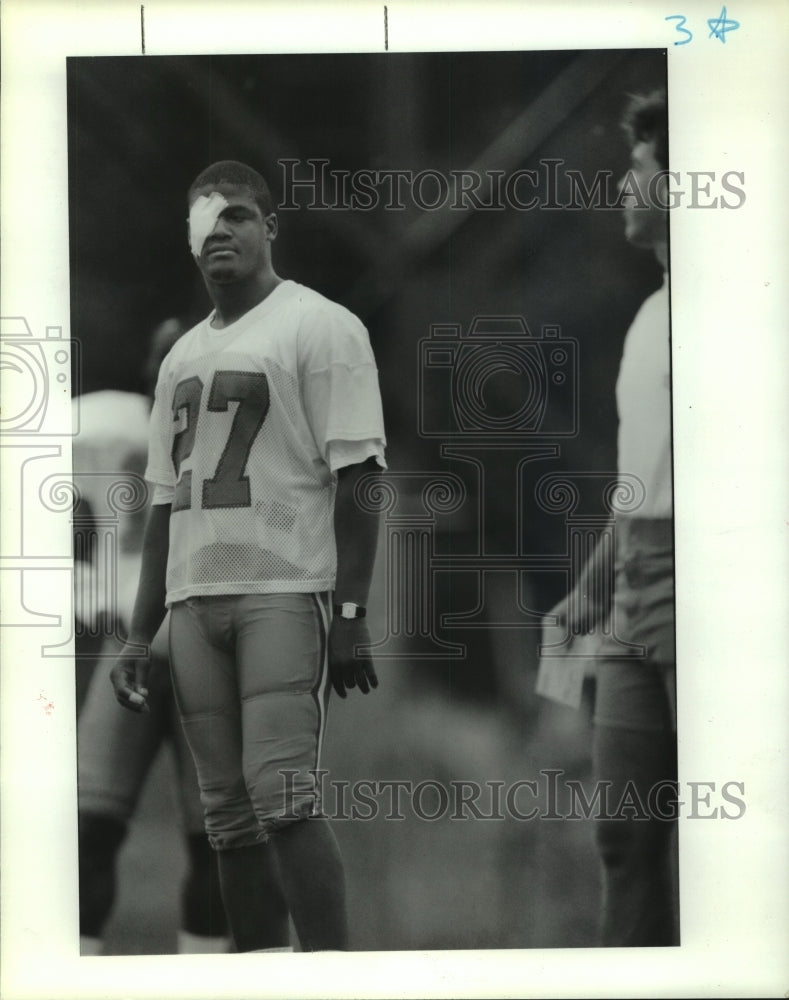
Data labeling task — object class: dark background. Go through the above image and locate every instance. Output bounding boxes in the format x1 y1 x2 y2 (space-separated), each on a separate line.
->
68 49 670 951
67 50 666 448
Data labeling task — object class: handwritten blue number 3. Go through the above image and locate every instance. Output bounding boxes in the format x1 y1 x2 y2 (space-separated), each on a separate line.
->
666 14 693 45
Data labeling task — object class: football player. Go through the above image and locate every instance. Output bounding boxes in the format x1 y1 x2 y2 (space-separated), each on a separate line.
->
75 320 291 954
111 161 387 952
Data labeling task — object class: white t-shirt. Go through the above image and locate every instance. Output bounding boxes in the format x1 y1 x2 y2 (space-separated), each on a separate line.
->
615 275 673 519
146 280 387 605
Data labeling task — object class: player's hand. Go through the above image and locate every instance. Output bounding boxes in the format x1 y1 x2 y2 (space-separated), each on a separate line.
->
328 618 378 699
110 641 152 713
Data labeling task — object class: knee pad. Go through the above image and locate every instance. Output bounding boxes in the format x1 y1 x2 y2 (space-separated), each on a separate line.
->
181 834 228 937
78 813 127 936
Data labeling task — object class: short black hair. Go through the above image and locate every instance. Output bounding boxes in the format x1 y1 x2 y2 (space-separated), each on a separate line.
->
621 90 668 170
188 160 274 216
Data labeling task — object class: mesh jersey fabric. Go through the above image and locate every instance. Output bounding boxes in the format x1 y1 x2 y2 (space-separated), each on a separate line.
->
146 280 387 605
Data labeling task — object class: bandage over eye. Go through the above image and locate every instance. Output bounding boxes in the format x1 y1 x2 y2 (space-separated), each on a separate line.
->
188 192 229 258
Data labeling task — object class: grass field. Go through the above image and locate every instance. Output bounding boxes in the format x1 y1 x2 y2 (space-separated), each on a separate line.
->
100 666 601 954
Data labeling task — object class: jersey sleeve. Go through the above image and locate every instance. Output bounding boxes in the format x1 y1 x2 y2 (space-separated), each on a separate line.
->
151 483 176 505
144 360 177 489
326 438 387 473
299 303 387 472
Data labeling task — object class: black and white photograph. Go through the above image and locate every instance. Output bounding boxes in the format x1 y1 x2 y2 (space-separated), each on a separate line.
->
1 2 787 998
64 47 678 956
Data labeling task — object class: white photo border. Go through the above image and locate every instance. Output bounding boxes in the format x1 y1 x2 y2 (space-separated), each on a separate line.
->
1 1 787 997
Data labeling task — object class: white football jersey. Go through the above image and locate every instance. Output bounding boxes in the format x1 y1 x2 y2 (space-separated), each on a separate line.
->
146 280 387 605
71 390 151 625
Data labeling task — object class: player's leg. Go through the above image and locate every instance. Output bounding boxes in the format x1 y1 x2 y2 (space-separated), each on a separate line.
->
176 833 231 953
77 642 169 953
213 843 295 953
169 678 290 952
592 659 678 946
169 597 291 953
157 607 233 954
267 816 347 951
74 623 106 716
77 813 127 954
235 591 347 951
170 701 231 952
75 619 116 956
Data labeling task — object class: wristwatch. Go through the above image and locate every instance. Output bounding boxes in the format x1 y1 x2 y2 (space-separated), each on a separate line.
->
333 602 367 620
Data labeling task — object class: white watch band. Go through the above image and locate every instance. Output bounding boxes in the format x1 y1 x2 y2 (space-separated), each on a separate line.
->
333 602 366 619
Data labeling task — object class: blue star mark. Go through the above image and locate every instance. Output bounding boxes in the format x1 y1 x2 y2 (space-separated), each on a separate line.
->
707 6 740 43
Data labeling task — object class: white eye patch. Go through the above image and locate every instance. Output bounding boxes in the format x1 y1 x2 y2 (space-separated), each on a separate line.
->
188 192 229 258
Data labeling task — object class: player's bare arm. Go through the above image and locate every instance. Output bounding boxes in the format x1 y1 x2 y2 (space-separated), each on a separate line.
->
110 502 171 713
330 456 382 698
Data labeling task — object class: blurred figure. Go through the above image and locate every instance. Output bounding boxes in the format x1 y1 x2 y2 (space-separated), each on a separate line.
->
546 91 677 946
74 319 290 955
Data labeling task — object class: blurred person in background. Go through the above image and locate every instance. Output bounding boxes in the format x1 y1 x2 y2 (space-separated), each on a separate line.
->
74 318 290 955
545 90 677 946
